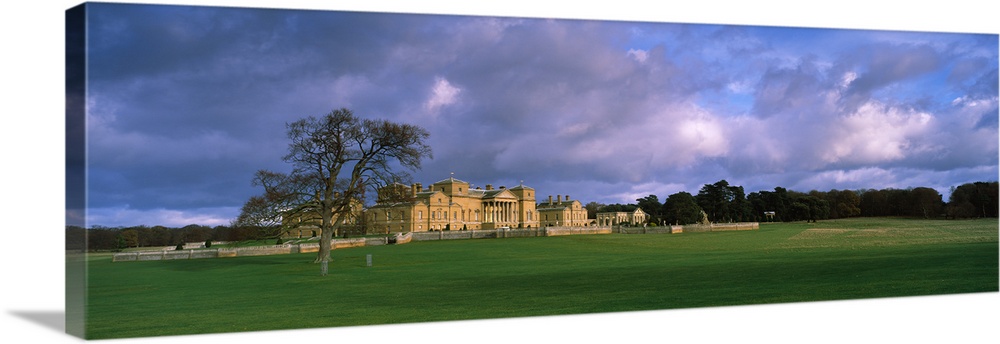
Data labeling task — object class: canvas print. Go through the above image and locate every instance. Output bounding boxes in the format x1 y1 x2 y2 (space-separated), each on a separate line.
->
65 2 999 340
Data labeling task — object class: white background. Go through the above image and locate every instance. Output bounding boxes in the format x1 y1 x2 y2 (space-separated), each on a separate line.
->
1 1 997 343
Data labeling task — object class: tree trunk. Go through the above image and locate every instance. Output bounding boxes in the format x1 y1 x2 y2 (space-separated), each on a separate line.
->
314 212 335 268
314 214 344 275
314 228 332 264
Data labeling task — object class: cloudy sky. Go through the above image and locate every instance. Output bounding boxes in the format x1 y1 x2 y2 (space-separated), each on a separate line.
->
71 2 997 228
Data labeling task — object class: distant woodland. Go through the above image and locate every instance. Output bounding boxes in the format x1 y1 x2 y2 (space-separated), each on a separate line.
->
70 181 997 251
591 181 998 225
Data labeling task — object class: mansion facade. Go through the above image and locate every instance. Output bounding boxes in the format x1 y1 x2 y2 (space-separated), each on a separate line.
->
366 176 540 233
536 194 590 227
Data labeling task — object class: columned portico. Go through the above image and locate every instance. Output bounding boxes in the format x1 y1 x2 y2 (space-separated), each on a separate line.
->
483 200 518 225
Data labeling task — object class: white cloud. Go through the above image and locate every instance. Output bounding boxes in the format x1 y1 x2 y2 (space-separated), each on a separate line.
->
424 77 461 114
727 80 753 94
797 167 897 189
627 48 648 63
87 206 239 228
821 101 933 165
608 181 689 204
953 95 998 125
840 71 858 89
674 112 729 159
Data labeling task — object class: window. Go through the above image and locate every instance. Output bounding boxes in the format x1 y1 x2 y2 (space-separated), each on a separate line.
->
419 211 423 220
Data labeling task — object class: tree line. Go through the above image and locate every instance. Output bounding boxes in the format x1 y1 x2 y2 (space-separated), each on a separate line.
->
587 180 998 226
65 223 280 252
71 181 997 251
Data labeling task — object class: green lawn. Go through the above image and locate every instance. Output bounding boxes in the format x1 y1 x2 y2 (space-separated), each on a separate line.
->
83 218 998 339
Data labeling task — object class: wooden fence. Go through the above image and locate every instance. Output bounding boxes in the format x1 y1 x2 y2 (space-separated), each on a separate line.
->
112 223 755 262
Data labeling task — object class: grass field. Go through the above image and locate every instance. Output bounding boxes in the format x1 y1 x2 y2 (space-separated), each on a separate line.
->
83 218 998 339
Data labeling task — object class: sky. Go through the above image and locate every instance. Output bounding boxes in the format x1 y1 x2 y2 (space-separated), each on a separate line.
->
69 2 998 228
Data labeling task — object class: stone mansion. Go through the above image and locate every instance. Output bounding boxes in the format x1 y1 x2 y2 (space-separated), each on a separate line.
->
365 175 590 233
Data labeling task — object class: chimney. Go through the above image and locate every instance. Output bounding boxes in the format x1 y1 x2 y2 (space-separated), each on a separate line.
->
415 183 422 192
565 195 570 201
548 195 553 205
410 184 417 198
499 186 506 190
486 184 493 191
557 195 562 203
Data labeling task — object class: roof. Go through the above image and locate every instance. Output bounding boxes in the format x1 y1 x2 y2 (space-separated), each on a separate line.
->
596 208 649 216
538 199 580 207
509 181 534 190
482 189 517 200
433 176 469 185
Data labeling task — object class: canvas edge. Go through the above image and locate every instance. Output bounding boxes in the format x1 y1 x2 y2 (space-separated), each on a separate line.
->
65 2 87 339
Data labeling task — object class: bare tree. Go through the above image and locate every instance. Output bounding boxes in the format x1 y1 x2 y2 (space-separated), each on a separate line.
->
242 108 431 275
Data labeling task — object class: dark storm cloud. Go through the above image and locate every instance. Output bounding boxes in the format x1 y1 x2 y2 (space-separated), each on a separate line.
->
838 43 943 112
751 56 832 119
81 3 998 226
969 68 999 98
